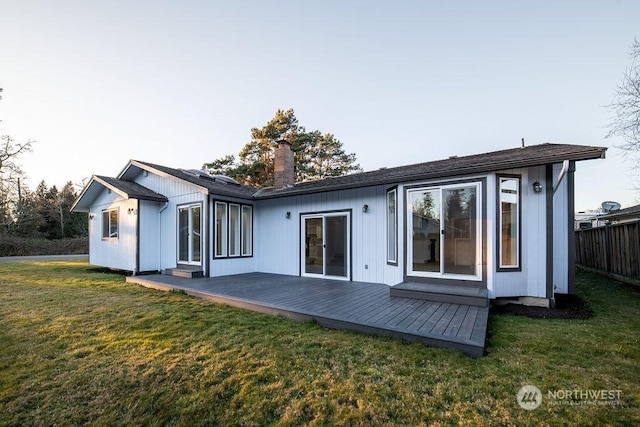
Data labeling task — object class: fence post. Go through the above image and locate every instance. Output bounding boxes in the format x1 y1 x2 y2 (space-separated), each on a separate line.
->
604 223 612 273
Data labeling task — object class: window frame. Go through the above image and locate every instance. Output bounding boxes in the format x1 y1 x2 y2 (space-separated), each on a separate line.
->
406 180 483 281
386 187 398 265
496 175 521 271
241 205 253 256
214 202 228 257
213 201 253 259
228 204 241 257
101 208 119 240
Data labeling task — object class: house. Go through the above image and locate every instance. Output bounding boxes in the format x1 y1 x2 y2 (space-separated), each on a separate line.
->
596 203 640 225
72 142 606 308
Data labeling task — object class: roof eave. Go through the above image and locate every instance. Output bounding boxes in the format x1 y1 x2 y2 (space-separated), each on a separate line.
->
255 146 607 199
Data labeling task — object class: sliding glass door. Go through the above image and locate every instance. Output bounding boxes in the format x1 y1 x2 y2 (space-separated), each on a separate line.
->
302 213 350 279
408 182 481 280
178 204 202 265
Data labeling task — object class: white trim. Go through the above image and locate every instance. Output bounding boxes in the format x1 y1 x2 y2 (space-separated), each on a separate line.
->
101 207 119 240
228 204 241 257
498 176 520 269
177 203 202 266
407 181 483 281
386 188 398 264
301 212 351 281
214 202 228 257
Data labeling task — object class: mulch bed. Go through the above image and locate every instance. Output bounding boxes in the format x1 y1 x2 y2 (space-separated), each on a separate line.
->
491 293 593 319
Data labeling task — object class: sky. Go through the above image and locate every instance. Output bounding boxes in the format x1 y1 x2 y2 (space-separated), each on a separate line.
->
1 0 639 211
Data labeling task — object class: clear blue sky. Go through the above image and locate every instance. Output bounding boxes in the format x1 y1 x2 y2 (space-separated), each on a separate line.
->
1 0 638 211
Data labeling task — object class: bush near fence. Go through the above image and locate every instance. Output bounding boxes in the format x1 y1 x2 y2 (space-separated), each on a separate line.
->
0 236 89 257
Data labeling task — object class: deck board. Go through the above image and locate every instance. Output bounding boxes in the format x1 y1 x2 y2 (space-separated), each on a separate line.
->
127 272 488 357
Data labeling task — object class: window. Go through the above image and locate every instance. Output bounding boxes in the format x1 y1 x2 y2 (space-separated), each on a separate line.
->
498 176 520 269
102 208 118 239
214 202 253 258
407 181 482 280
386 188 397 264
215 202 228 257
242 205 253 256
229 204 241 257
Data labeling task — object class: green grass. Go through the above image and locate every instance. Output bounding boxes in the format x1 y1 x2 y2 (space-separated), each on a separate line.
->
0 261 638 426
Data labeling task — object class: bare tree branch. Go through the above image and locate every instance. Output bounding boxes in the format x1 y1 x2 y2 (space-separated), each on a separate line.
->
606 38 640 155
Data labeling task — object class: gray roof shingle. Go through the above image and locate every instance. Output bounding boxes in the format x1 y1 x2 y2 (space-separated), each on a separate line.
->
254 143 606 198
127 160 257 199
95 176 168 202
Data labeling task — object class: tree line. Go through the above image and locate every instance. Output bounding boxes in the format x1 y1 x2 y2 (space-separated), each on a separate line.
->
1 87 87 240
0 138 87 239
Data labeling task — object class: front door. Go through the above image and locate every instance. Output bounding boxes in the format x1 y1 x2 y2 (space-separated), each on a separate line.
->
178 204 202 265
302 213 350 280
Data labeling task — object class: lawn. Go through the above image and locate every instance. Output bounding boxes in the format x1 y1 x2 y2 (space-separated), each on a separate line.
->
0 261 638 426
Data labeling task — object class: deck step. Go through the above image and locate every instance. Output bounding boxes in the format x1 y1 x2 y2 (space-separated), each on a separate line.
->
390 282 489 307
164 268 204 278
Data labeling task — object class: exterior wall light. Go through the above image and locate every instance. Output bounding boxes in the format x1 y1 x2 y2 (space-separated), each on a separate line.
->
533 181 543 193
362 204 369 213
285 211 291 219
89 214 95 220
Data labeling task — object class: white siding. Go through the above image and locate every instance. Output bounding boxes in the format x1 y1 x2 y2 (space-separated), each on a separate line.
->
490 166 548 298
133 171 208 272
208 197 257 277
88 191 137 271
254 185 403 285
552 163 569 293
139 200 161 272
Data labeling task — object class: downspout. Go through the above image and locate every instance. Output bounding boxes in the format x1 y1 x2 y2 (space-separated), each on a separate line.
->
158 201 169 273
545 165 555 308
135 199 140 275
551 159 576 294
552 160 570 194
567 161 576 294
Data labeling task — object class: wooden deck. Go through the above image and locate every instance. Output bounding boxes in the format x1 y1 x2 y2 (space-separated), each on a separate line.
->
127 273 489 357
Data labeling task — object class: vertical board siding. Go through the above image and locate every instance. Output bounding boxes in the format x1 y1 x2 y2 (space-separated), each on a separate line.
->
139 200 161 271
89 192 137 271
552 163 569 293
576 221 640 280
491 166 549 298
135 171 208 270
255 185 403 285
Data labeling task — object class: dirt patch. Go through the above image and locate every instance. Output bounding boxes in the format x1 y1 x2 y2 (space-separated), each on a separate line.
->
491 294 593 319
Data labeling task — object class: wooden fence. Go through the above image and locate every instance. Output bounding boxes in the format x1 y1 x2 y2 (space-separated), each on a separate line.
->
575 220 640 283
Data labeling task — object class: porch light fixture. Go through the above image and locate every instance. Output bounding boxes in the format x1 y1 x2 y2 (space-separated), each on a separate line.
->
362 204 369 213
89 214 95 220
285 211 291 219
532 181 543 193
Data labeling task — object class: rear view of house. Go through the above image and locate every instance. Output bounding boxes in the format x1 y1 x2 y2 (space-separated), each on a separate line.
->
73 142 606 308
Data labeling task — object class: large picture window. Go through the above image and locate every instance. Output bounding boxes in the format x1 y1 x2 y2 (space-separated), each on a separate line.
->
498 176 520 269
386 188 397 264
101 208 118 239
214 201 253 258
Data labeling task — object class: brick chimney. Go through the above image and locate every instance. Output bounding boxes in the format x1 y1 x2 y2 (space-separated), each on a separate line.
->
274 139 295 188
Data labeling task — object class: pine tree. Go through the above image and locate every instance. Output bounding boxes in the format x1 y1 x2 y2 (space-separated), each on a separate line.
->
203 109 361 187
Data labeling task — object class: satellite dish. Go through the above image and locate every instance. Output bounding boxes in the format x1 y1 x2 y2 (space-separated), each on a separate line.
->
601 201 621 213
